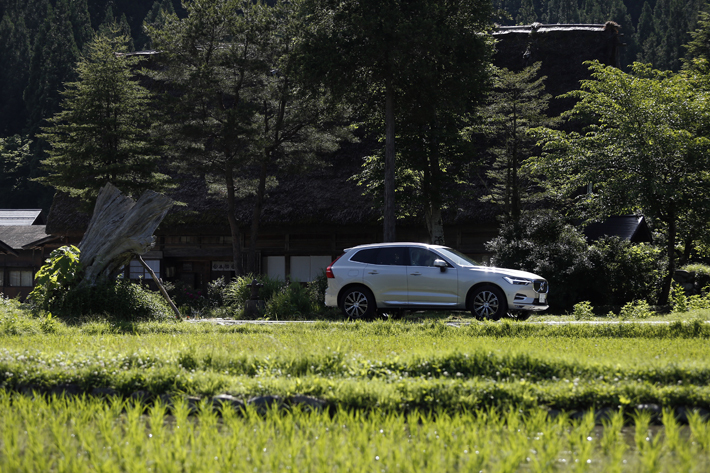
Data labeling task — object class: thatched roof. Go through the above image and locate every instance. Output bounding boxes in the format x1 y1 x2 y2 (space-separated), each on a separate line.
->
493 22 622 115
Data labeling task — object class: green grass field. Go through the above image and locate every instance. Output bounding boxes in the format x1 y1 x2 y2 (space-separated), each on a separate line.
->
3 301 710 470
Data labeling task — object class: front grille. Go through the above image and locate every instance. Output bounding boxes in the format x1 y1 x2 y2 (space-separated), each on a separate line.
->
534 280 548 293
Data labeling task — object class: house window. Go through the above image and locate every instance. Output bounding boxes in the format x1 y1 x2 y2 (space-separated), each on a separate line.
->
129 260 160 280
0 270 4 287
9 270 33 287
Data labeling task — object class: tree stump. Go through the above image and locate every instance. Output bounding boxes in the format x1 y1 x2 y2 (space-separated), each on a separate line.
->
78 183 173 287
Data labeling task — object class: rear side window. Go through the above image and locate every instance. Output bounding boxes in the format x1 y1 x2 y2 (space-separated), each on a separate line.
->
350 248 379 264
350 247 408 266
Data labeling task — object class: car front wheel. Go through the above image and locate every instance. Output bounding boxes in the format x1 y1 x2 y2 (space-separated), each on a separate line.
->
469 285 507 321
340 286 376 319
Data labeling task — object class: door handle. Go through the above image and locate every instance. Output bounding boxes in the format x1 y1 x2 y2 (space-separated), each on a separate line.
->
410 272 421 276
368 270 379 275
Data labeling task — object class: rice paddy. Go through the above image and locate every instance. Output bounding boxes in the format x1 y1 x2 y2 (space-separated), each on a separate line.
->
3 303 710 470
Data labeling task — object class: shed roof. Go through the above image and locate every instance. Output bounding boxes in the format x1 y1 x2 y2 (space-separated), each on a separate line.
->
0 209 45 226
0 225 59 252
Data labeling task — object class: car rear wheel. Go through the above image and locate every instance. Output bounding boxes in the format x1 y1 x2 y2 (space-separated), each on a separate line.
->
469 285 507 321
340 286 376 319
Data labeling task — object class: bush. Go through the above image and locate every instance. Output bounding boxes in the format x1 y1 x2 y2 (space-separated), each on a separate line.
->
618 300 654 319
586 237 663 307
223 274 284 308
264 282 317 320
572 301 595 320
487 212 664 312
487 210 592 311
53 279 173 321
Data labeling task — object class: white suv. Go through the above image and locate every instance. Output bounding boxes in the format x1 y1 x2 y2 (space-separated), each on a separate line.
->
325 243 548 320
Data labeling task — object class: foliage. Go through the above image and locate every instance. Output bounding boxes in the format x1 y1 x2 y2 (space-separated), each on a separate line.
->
572 300 595 320
28 245 83 312
52 279 172 321
486 210 592 311
476 62 558 222
528 62 710 305
297 0 493 243
618 300 654 319
586 236 664 306
38 26 171 208
223 274 284 309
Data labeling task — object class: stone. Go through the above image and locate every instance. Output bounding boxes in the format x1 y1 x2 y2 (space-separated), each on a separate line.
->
289 395 328 412
247 395 283 413
211 394 245 414
90 387 118 398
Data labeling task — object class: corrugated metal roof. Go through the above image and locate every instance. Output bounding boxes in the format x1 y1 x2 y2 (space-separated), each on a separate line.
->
0 209 44 226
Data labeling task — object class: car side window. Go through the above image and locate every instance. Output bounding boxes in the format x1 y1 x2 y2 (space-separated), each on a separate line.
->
374 247 407 266
409 248 440 267
350 248 379 264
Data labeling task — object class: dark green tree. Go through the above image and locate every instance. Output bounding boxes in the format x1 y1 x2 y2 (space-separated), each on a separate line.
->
0 135 34 207
479 62 557 223
298 0 492 243
528 62 710 304
39 27 171 207
684 3 710 69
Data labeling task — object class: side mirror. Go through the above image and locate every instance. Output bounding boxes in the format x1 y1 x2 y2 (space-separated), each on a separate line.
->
433 259 448 272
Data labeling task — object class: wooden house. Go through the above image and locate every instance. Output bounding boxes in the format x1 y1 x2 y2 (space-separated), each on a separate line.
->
0 210 60 299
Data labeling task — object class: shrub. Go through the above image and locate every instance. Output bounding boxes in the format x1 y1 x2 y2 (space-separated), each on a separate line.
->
487 212 664 311
486 210 592 311
264 281 317 320
223 274 284 308
572 301 595 320
587 237 663 306
618 300 654 319
54 279 173 321
29 245 82 312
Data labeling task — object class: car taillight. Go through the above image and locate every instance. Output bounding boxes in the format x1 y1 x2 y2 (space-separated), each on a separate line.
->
326 255 342 278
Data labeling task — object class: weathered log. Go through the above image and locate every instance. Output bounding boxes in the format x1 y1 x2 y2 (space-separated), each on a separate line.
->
78 183 173 287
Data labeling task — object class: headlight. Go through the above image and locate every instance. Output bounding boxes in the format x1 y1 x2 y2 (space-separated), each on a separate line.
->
503 276 532 286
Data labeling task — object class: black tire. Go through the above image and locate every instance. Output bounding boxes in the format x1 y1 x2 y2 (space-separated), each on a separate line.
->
340 286 376 319
469 285 507 321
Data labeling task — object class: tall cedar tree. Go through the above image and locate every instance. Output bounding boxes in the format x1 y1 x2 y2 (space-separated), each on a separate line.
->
528 62 710 305
297 0 492 243
39 27 171 208
480 62 557 223
150 0 346 274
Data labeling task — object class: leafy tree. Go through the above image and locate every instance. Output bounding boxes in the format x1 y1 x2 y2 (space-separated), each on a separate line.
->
527 62 710 304
684 2 710 69
478 62 557 223
151 0 347 274
39 27 171 207
298 0 492 243
0 135 34 207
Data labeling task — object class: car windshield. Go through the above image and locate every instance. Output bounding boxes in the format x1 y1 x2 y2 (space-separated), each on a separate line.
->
436 247 479 267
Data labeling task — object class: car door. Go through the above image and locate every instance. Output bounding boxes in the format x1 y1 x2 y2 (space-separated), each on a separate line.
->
364 247 408 306
406 247 459 306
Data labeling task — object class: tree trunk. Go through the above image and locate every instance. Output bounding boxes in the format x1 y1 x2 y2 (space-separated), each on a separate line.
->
78 183 173 288
384 79 396 242
658 213 677 305
248 159 268 273
424 125 445 245
225 166 244 276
